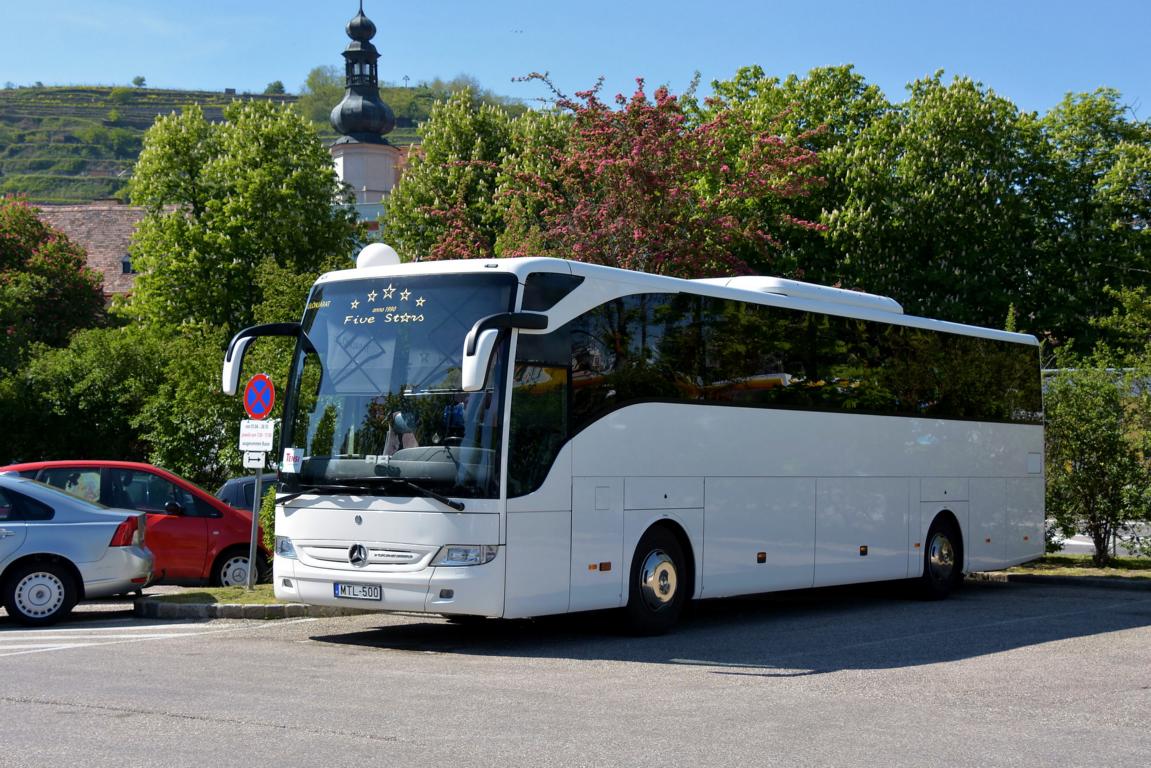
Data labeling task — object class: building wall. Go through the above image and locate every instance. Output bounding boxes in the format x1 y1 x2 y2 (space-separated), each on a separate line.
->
37 202 144 296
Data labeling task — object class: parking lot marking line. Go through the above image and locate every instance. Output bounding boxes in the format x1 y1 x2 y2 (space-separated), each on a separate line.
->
0 618 316 658
1 623 232 635
0 643 101 657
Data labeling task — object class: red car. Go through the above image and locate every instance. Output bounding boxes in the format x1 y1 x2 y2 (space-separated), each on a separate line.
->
0 461 270 586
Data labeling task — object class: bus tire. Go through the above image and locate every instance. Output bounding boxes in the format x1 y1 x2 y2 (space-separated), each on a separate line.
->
625 526 687 635
919 516 962 600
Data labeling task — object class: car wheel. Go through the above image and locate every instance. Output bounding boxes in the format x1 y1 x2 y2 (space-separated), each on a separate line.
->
624 526 688 635
919 516 963 600
213 550 252 587
3 561 78 626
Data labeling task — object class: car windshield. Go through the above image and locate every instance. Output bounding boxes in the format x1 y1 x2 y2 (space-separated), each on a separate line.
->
280 272 516 499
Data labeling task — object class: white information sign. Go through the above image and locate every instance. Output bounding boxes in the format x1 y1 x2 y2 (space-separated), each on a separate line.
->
282 447 303 474
239 419 275 451
243 451 266 469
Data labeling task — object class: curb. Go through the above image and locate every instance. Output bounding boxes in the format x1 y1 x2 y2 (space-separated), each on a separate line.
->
134 598 369 620
967 571 1151 591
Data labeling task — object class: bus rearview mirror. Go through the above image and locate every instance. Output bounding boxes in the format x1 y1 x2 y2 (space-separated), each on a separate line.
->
460 312 549 392
222 322 303 395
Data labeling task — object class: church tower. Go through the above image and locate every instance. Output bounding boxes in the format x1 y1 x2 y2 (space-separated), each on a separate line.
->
329 2 401 223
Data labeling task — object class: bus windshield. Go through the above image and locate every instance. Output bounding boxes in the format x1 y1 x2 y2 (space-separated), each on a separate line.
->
280 272 517 500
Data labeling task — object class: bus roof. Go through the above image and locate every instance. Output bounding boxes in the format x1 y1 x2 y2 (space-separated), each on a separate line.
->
314 255 1039 347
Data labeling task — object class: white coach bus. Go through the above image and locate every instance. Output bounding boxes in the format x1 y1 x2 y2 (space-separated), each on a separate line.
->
223 251 1044 633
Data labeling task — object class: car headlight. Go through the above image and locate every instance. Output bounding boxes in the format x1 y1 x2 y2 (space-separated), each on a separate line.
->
275 536 297 559
431 544 498 567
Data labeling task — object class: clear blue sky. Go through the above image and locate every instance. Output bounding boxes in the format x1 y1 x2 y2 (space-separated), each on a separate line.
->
2 0 1148 116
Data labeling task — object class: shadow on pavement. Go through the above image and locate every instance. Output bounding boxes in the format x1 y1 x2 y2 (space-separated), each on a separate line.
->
309 580 1151 675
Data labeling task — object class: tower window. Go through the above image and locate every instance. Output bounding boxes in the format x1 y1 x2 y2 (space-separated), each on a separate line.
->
121 253 135 274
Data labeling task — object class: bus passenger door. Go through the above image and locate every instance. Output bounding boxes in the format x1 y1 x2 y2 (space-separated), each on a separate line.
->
570 477 624 611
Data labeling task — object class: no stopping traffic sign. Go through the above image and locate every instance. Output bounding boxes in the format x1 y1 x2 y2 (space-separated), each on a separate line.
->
243 374 275 420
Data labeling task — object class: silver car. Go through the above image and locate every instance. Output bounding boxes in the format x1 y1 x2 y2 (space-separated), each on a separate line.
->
0 475 152 626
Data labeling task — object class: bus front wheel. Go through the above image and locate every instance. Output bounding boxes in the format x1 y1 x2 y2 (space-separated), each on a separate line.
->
625 526 687 635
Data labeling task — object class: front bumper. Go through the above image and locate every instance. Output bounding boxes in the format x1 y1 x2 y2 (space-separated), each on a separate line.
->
273 550 505 617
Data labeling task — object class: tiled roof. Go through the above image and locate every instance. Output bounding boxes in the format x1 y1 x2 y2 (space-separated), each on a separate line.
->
36 202 144 296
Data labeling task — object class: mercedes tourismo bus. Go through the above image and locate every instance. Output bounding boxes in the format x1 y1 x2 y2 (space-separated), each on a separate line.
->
222 250 1044 633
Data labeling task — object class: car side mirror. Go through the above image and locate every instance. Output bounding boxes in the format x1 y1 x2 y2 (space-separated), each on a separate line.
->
164 501 185 516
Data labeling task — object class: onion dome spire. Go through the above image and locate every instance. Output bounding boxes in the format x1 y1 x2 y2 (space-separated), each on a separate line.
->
330 2 395 143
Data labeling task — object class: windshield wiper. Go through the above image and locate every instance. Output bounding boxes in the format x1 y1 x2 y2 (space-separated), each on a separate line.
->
277 479 465 511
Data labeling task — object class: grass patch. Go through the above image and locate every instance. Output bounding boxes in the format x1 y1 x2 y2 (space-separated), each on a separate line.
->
147 584 288 605
1006 554 1151 579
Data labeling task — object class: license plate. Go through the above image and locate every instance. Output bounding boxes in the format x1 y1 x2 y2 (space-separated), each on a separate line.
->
333 582 382 601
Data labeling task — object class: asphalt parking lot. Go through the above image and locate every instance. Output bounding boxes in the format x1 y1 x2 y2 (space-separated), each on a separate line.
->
2 580 1149 768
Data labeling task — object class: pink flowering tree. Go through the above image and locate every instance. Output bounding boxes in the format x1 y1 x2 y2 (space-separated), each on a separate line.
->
496 75 824 277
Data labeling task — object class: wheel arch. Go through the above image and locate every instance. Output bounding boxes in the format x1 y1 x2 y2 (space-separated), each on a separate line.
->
2 554 85 600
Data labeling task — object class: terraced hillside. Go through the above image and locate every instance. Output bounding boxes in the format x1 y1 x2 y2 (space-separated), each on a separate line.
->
0 86 423 204
0 86 298 203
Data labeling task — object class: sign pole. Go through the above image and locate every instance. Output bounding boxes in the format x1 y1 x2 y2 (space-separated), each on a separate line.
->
239 373 276 591
247 472 263 590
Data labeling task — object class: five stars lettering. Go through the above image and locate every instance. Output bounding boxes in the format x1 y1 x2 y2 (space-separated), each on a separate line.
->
341 284 429 325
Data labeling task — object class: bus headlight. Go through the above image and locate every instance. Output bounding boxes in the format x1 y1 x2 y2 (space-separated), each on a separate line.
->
431 545 498 567
275 536 298 559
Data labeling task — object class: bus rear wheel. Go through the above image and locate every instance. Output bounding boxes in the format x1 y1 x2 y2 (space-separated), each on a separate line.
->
625 526 687 635
919 517 962 600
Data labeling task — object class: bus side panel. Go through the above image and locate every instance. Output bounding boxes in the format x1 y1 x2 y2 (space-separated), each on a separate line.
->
814 478 911 587
701 477 816 598
968 479 1007 572
503 510 572 619
1005 477 1045 565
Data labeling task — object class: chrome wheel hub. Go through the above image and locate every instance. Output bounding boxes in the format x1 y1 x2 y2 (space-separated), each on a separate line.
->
638 549 678 611
927 533 955 583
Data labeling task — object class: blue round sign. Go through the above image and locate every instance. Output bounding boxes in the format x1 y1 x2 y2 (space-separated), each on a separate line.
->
243 374 275 420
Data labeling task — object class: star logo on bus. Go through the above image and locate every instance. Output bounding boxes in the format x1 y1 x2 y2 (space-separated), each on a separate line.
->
415 296 426 307
382 284 396 299
400 289 411 301
351 299 360 309
367 290 378 302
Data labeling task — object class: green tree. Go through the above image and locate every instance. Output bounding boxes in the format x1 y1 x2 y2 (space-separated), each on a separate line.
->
1038 89 1151 348
132 76 146 88
0 324 165 464
492 107 571 257
827 73 1049 330
0 197 105 374
264 80 286 95
700 65 890 282
1045 351 1151 566
127 101 358 337
295 66 344 125
1095 285 1151 356
383 89 514 261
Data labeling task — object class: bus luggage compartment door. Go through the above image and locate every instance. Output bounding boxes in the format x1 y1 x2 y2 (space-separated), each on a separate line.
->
570 477 624 612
